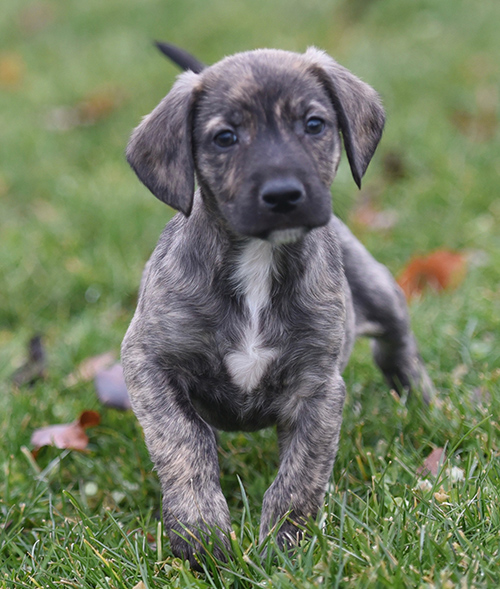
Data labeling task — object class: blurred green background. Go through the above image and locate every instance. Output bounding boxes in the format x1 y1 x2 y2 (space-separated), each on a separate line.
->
1 0 499 586
1 0 498 360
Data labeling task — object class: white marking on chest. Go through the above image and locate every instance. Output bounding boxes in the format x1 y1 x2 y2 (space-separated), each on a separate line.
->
225 240 278 392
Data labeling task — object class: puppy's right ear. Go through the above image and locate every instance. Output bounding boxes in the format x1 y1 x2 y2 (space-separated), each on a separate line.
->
126 70 200 216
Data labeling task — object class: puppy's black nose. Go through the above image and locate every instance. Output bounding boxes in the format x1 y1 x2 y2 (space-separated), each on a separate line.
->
260 178 305 214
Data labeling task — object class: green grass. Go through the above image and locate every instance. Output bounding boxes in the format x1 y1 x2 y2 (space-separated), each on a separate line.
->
1 0 499 586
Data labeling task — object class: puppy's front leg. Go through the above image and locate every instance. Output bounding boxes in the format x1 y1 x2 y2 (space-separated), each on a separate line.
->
122 353 231 568
259 373 346 548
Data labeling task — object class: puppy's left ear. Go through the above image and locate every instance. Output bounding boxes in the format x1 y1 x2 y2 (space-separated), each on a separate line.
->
126 70 200 216
305 48 385 188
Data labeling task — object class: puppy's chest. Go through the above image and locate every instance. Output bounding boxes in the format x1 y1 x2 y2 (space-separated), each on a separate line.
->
223 241 278 393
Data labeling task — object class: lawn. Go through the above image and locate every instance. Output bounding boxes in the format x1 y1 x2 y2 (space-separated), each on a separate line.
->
1 0 499 587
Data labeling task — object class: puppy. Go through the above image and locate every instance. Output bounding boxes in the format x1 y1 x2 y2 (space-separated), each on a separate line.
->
121 46 433 567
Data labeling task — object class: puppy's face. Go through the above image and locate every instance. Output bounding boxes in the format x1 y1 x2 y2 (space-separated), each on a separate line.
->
193 53 340 241
126 48 385 241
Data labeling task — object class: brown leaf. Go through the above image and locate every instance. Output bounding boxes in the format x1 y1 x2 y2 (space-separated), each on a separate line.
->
45 88 123 131
31 410 101 452
0 52 25 88
78 410 101 428
350 192 398 231
397 250 467 300
451 110 497 142
11 334 46 387
351 202 398 231
382 151 407 182
450 85 498 142
77 89 121 124
417 447 445 477
434 486 450 503
95 363 131 411
65 351 115 387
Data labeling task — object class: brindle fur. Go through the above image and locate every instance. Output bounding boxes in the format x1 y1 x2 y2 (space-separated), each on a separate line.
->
122 47 434 568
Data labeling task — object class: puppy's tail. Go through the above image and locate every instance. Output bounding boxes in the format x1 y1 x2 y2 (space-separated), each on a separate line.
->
154 41 206 73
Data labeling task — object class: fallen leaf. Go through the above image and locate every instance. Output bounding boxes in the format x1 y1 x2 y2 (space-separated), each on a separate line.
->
417 447 445 477
132 582 147 589
451 110 497 142
65 351 115 387
351 202 398 231
450 85 498 142
95 363 131 411
79 410 101 428
350 192 398 231
397 250 467 299
11 334 46 387
77 89 121 124
45 87 123 131
0 53 25 88
45 88 123 132
434 486 450 503
31 410 101 452
382 150 407 182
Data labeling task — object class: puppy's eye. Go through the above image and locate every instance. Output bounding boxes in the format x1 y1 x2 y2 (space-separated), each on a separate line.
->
214 130 238 148
305 117 325 135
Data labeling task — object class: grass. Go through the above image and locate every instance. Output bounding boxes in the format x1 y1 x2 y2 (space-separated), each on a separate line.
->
1 0 499 586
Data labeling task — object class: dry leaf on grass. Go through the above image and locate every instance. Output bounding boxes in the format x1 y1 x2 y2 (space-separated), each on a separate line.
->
397 250 466 299
45 87 123 131
11 335 46 387
451 110 497 142
451 85 498 143
417 447 446 477
382 150 407 182
65 351 115 387
95 363 131 411
434 486 450 503
0 52 25 88
31 410 100 452
78 89 122 124
350 199 398 231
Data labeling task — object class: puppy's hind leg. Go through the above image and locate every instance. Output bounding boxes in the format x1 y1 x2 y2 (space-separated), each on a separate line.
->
332 217 435 403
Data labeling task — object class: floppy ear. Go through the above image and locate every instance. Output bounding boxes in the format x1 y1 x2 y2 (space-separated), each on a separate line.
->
126 70 200 216
305 47 385 188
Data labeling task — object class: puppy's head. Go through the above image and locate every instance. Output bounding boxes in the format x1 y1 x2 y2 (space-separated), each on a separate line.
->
127 48 385 241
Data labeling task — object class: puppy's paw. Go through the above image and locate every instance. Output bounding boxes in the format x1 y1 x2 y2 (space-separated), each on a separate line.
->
259 519 307 566
372 339 436 404
275 519 305 552
169 520 232 570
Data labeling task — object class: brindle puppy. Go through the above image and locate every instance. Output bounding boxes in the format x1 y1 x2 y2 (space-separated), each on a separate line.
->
122 47 434 568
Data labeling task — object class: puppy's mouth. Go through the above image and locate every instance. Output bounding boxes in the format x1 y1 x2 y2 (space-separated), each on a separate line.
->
266 227 307 245
219 179 332 241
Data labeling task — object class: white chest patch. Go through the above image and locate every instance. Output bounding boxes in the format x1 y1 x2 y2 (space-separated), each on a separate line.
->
225 240 278 392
